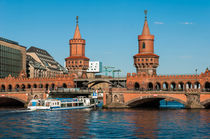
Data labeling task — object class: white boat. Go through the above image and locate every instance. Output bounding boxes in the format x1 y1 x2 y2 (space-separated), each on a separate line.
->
27 96 98 111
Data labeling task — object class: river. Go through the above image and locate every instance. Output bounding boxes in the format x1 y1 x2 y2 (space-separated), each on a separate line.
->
0 108 209 138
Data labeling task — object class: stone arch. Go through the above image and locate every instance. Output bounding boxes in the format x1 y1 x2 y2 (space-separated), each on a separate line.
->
0 96 26 107
178 82 184 91
51 83 55 90
162 82 169 91
27 84 31 89
125 95 187 108
201 99 210 108
45 84 49 90
8 84 12 92
39 84 43 88
15 84 20 91
186 82 192 89
148 82 153 90
134 82 140 90
62 83 67 88
170 82 176 91
1 84 6 92
114 95 119 102
155 82 161 90
204 82 210 92
21 84 26 91
33 84 37 88
88 80 114 89
194 81 201 89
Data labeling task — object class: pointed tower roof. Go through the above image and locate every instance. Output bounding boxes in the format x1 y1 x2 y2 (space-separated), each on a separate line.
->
73 16 82 39
142 10 150 35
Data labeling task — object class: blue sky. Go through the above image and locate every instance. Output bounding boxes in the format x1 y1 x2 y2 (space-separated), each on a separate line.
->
0 0 209 76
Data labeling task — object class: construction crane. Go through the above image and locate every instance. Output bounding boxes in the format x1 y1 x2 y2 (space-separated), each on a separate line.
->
103 66 115 76
112 69 121 78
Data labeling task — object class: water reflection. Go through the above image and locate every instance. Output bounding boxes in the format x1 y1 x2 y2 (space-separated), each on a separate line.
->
0 109 209 138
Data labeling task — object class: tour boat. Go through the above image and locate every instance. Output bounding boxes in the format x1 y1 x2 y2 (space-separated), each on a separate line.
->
27 96 98 111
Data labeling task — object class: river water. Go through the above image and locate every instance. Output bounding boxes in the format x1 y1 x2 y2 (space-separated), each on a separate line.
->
0 108 209 138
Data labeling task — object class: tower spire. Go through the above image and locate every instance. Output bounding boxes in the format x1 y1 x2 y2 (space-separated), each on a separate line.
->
142 10 150 35
73 16 81 39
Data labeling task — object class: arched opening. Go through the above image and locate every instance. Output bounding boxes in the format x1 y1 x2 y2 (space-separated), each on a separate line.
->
62 83 67 88
15 84 20 92
33 84 37 88
163 82 169 91
148 82 153 91
114 95 119 102
194 81 200 89
186 82 192 89
51 83 55 90
21 84 25 91
134 82 140 90
27 84 31 89
126 95 186 108
204 82 210 92
0 97 25 108
142 42 146 49
45 84 49 90
39 84 43 88
155 82 161 91
1 85 5 92
170 82 176 91
8 84 12 92
34 95 38 99
178 82 184 91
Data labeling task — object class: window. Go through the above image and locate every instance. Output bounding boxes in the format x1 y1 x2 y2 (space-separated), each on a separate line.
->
142 42 146 49
150 59 152 61
146 59 148 61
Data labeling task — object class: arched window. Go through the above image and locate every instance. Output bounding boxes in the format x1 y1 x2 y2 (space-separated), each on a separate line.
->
134 82 140 90
142 42 146 49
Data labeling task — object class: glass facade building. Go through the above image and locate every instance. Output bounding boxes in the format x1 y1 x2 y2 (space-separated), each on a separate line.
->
0 37 26 78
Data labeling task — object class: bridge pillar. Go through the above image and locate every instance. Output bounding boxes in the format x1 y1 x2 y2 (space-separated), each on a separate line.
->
185 93 204 108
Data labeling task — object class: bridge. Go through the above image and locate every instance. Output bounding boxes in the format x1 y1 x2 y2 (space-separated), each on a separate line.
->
74 77 127 89
104 88 210 109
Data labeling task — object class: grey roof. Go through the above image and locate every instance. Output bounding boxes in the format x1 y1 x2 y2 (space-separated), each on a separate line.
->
26 55 46 70
27 46 68 73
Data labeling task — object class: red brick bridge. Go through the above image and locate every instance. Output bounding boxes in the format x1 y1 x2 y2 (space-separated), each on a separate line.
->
0 74 75 107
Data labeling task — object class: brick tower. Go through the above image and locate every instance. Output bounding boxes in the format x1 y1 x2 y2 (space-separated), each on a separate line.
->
134 10 159 75
65 16 89 78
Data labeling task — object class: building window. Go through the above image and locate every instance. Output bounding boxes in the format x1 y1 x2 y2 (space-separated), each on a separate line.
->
142 42 146 49
146 59 148 61
80 61 82 64
142 59 144 61
150 59 152 61
138 58 140 61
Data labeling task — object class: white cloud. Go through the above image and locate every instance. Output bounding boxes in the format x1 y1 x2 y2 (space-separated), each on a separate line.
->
182 22 193 25
154 21 164 24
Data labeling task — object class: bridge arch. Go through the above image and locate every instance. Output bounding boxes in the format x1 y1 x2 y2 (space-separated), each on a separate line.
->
201 99 210 108
87 80 114 89
0 96 26 108
125 95 187 108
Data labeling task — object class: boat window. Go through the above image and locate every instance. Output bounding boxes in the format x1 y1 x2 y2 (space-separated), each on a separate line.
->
67 103 72 107
79 103 83 106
